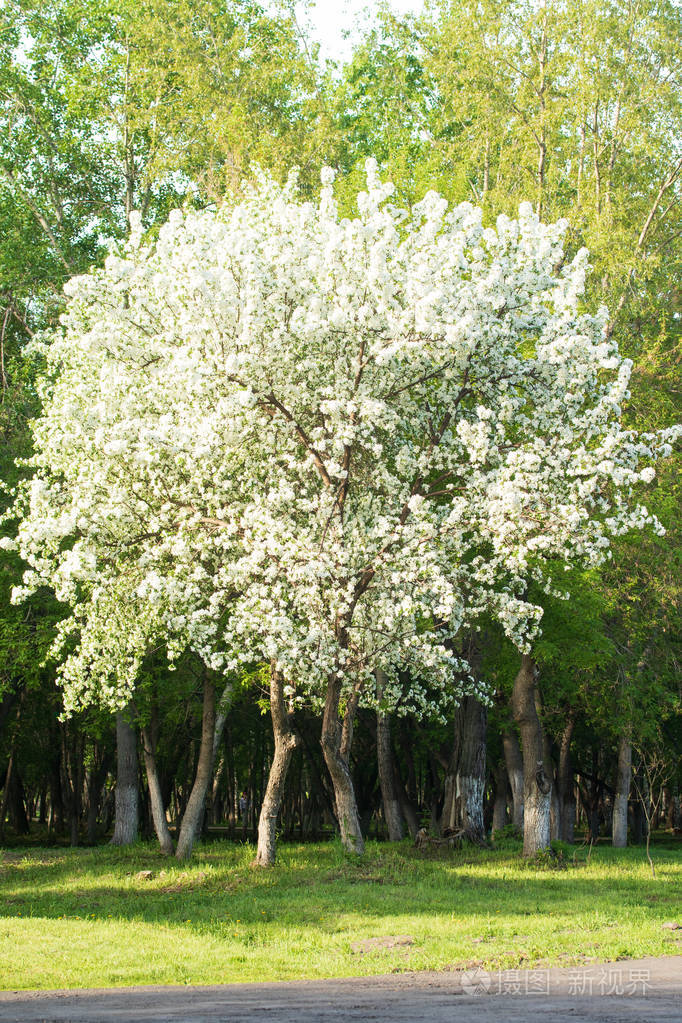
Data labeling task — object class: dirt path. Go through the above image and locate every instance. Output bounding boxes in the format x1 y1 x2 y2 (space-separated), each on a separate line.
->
0 956 680 1022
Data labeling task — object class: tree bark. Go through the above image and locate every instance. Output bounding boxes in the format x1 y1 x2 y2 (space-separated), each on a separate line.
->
176 675 216 860
612 732 631 848
85 745 110 845
512 654 552 856
255 669 300 866
502 727 524 832
198 679 237 834
375 670 403 842
110 709 139 845
441 695 487 843
141 724 174 855
491 760 508 835
453 696 487 842
0 748 15 842
321 674 365 854
557 713 576 843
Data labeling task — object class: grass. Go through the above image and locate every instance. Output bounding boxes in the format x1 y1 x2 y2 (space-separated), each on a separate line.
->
0 836 681 990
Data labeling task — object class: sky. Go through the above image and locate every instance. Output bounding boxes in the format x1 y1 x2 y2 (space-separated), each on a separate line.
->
295 0 425 63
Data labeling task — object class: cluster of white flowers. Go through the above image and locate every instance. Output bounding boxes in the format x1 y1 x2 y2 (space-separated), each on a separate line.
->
9 161 677 715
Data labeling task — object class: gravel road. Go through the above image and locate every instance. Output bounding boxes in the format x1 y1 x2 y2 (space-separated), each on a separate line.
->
0 956 680 1023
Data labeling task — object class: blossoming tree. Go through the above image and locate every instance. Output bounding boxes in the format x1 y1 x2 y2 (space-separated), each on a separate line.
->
10 162 673 861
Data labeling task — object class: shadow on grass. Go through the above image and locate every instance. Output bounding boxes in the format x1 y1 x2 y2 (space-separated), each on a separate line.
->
1 840 681 935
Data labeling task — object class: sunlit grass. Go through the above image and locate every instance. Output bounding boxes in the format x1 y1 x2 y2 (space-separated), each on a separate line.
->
1 838 680 989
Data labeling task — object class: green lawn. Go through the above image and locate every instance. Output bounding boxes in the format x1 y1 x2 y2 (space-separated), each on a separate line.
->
1 838 681 990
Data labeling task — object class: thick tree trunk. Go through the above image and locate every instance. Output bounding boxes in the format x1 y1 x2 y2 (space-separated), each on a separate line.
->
141 724 174 855
491 760 508 835
9 769 30 836
441 696 487 843
512 654 552 856
502 728 524 832
110 709 139 845
321 674 365 855
612 733 631 848
255 669 299 866
176 675 216 860
557 713 576 843
375 670 403 842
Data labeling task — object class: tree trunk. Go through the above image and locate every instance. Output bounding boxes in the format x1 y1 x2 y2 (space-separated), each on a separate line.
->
491 760 508 835
141 724 174 855
212 680 235 767
321 674 365 855
396 774 419 838
85 745 110 845
176 675 216 860
48 747 64 835
10 769 31 836
198 679 236 834
557 713 576 843
512 654 552 856
255 669 299 866
110 709 139 846
396 725 420 838
612 733 631 848
502 727 524 832
0 748 15 842
441 696 487 843
375 670 403 842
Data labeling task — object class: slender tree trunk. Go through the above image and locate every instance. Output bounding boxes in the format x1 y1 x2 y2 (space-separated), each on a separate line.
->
85 745 110 845
86 765 99 845
612 733 631 848
557 713 576 843
176 675 216 860
512 654 552 856
212 680 235 768
0 748 15 842
141 725 174 855
502 728 524 832
587 747 602 842
376 670 403 842
0 700 25 841
321 674 365 855
492 760 508 835
197 679 236 835
111 709 139 845
255 669 299 866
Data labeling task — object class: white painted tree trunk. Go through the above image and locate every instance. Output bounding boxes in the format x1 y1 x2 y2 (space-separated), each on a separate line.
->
110 709 138 846
512 655 552 857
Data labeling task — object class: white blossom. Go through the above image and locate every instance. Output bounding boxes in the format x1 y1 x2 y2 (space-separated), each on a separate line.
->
9 162 678 715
